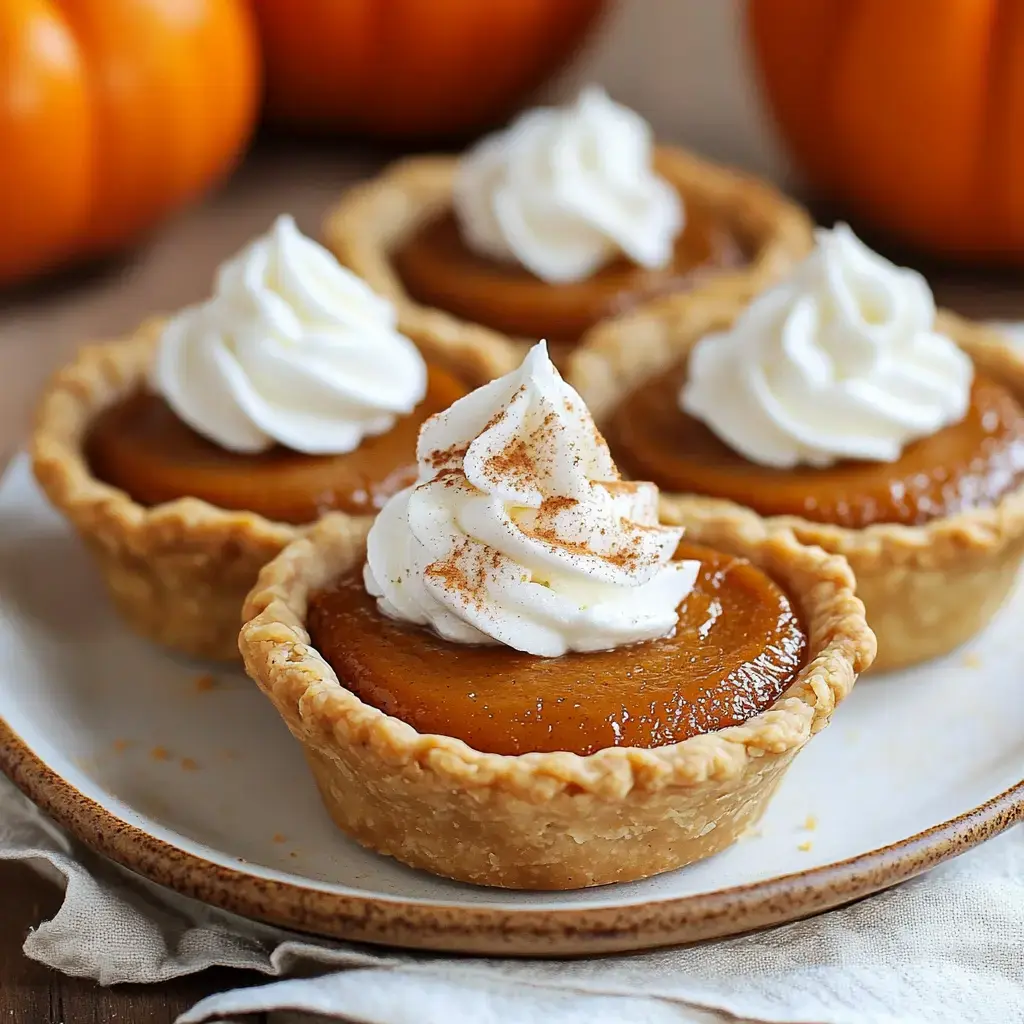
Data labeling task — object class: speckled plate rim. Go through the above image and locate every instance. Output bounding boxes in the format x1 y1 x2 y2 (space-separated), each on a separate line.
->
1 716 1021 957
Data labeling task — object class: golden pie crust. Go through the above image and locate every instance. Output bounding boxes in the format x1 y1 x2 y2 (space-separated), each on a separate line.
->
31 319 515 662
238 506 873 890
322 149 814 364
569 303 1024 672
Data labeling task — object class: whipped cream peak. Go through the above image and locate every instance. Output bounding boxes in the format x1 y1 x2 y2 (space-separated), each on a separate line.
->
681 224 973 468
365 342 697 657
216 214 396 335
453 87 684 285
153 215 427 456
417 342 615 505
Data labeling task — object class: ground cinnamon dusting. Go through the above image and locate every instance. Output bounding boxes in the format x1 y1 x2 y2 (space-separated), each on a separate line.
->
482 404 512 434
523 495 651 573
434 467 465 488
539 495 578 514
416 365 669 607
425 442 468 471
482 437 535 490
425 542 486 608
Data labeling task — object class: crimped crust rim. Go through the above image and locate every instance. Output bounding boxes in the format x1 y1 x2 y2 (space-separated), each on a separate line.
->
568 305 1024 574
30 307 521 564
238 504 874 802
30 321 303 557
321 149 814 353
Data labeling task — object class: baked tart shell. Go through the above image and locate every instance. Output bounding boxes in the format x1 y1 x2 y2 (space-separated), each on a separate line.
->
569 304 1024 673
322 149 814 365
30 320 514 662
238 507 873 890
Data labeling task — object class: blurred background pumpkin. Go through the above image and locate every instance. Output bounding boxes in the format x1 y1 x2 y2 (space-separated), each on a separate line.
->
0 0 259 288
749 0 1024 262
249 0 607 140
16 0 1013 292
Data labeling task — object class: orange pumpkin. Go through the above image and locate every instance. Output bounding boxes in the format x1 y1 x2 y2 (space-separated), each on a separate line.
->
748 0 1024 261
250 0 605 139
0 0 259 288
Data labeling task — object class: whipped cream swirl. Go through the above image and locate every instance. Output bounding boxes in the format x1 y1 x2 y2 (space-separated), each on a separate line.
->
453 87 683 285
153 215 427 455
681 225 973 468
365 343 698 658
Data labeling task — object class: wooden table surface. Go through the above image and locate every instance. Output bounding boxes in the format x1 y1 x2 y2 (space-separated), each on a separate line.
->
1 146 1022 1023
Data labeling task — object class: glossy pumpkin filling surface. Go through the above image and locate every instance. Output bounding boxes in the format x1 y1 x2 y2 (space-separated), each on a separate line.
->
606 364 1024 529
306 541 806 757
85 363 467 524
392 200 747 348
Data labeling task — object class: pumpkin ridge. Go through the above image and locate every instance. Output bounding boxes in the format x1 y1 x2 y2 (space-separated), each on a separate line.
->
749 0 1024 260
981 0 1024 255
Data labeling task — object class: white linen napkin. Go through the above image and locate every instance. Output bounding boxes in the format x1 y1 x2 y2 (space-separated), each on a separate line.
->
1 775 1021 1024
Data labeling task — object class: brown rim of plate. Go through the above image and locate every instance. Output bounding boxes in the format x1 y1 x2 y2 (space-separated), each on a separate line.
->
1 714 1021 958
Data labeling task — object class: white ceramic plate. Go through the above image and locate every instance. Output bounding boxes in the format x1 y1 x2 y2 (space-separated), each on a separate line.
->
1 454 1021 955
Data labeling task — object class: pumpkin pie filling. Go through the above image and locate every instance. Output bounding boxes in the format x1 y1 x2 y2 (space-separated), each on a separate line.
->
305 341 807 759
393 203 748 348
238 338 872 890
607 363 1024 530
571 225 1024 674
85 362 467 524
307 540 805 757
30 215 516 665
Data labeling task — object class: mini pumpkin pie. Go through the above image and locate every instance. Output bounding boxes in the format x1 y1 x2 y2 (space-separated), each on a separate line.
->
570 225 1024 672
31 216 515 661
324 88 813 368
239 342 873 890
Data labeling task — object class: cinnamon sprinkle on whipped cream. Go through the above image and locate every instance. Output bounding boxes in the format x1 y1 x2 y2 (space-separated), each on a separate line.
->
364 342 698 657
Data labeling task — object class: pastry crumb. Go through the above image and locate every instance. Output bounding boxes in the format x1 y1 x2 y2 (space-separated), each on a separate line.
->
272 833 287 844
111 738 133 753
150 746 171 762
180 757 200 771
802 814 818 832
797 840 813 852
960 652 982 669
194 673 218 692
289 851 299 859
